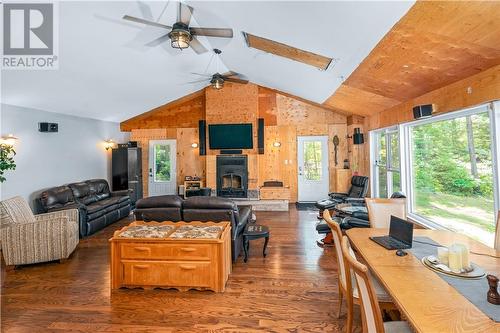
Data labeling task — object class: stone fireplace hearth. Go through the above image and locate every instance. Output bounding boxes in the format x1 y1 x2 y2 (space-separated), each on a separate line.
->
216 155 248 198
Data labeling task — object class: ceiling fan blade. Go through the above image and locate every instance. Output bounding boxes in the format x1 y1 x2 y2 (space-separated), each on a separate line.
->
185 78 209 84
145 33 170 47
190 27 233 38
122 15 172 30
179 2 193 25
190 37 208 54
224 77 249 84
190 72 212 77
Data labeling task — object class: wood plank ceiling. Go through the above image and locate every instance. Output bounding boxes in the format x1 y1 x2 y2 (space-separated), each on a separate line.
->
323 1 500 116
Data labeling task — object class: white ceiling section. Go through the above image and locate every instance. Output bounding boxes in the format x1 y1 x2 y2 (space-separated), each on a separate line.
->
1 1 414 122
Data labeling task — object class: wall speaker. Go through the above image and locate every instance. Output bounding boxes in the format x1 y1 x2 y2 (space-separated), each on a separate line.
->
413 104 434 119
258 118 264 154
198 120 206 156
38 122 58 132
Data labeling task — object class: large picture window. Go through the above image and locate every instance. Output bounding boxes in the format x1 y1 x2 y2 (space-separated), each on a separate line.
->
371 103 500 248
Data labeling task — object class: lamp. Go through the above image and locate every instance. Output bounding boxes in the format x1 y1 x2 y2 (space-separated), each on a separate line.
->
191 142 198 148
273 141 281 147
347 128 364 145
0 134 18 146
211 76 224 90
168 24 192 50
104 139 115 151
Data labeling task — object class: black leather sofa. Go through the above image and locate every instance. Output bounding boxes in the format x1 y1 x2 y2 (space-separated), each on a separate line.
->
38 179 131 237
134 196 252 262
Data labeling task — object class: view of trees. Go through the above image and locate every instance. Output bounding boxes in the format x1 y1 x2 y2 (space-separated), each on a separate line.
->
303 141 322 180
412 112 492 197
155 144 171 181
411 111 495 244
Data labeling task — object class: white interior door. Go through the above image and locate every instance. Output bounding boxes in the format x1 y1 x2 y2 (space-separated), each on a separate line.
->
148 140 177 196
297 136 329 202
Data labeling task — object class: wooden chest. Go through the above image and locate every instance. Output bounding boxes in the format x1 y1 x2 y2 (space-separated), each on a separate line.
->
110 221 231 292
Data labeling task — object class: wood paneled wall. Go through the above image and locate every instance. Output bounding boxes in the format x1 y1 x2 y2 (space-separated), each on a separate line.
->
123 83 368 201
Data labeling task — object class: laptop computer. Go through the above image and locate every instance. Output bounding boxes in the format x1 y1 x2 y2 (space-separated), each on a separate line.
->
369 216 413 250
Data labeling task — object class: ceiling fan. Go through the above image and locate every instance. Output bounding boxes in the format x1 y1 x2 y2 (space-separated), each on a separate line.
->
123 2 233 54
188 49 249 89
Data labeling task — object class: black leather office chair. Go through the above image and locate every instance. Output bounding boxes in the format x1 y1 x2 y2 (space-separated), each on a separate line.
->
315 175 369 219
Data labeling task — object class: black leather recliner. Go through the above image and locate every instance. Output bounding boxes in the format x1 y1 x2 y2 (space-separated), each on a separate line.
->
315 176 369 216
134 195 183 222
39 179 131 237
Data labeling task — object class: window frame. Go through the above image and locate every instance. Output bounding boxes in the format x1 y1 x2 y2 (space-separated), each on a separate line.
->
370 126 400 198
370 101 500 248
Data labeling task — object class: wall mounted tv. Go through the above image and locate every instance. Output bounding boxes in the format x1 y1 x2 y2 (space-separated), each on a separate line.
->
208 123 253 149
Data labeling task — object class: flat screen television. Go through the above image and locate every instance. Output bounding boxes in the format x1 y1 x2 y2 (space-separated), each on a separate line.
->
208 123 253 149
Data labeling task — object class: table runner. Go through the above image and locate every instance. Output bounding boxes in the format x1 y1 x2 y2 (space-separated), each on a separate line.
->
409 237 500 322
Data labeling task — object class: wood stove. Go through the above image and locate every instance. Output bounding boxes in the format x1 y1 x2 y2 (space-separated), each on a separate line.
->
216 155 248 198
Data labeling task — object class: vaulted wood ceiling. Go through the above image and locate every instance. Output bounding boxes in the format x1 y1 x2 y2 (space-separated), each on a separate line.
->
323 1 500 116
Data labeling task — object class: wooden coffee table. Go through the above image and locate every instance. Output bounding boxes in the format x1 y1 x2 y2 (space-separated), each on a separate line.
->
109 221 231 292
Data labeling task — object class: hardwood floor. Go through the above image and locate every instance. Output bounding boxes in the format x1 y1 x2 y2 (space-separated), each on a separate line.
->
1 207 362 332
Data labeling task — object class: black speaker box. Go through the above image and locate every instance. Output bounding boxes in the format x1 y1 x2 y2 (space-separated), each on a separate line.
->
258 118 264 154
413 104 434 119
198 120 207 156
38 122 58 132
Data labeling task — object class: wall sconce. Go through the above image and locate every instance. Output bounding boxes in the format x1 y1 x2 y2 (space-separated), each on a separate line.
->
273 141 281 147
104 139 115 151
0 134 18 146
347 128 364 145
191 142 199 148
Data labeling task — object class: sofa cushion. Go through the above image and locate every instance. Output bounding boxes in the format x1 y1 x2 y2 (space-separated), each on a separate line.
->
40 186 75 211
136 195 183 209
86 179 111 201
69 182 98 205
182 197 236 210
0 196 36 226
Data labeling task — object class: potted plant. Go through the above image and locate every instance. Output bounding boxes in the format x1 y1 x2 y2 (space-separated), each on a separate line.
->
0 143 16 182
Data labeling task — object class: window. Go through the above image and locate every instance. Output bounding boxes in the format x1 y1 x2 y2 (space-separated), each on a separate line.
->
371 128 400 198
154 144 171 182
303 141 323 180
371 103 500 248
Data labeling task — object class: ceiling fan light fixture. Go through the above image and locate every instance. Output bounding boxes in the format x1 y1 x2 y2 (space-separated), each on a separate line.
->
168 24 192 50
211 77 224 90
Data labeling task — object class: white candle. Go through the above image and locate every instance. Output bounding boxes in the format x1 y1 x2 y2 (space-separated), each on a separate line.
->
448 245 463 273
437 247 449 266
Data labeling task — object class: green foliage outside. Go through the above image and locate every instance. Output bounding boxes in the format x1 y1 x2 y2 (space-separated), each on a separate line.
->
0 144 16 183
411 112 495 242
412 113 492 197
304 141 322 180
155 144 171 181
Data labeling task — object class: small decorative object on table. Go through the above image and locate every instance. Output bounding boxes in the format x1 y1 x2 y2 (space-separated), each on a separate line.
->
242 224 270 263
487 274 500 305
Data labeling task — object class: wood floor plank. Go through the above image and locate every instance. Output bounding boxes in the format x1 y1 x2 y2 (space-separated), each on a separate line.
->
1 207 361 332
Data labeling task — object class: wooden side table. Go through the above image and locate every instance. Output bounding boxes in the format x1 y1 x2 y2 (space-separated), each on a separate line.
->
242 224 270 263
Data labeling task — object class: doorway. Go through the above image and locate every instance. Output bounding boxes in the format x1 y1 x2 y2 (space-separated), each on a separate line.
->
148 140 177 196
297 136 329 202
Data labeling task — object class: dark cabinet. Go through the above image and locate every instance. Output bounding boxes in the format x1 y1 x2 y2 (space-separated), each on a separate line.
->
112 147 143 207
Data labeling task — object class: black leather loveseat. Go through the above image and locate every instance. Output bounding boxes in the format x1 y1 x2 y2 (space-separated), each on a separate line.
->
38 179 131 237
134 196 252 262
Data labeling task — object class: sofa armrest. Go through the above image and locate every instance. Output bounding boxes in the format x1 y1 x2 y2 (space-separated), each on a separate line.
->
36 208 79 223
329 192 348 199
1 216 78 265
111 189 131 197
47 204 87 238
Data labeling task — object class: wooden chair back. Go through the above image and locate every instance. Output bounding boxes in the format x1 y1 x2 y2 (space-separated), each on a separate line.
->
365 198 406 228
341 236 385 333
324 210 353 294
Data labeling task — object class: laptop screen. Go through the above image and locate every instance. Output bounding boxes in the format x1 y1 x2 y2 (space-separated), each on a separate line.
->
389 216 413 246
